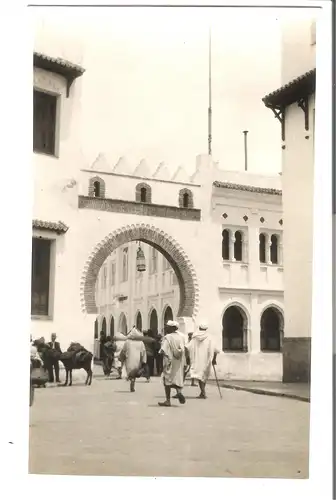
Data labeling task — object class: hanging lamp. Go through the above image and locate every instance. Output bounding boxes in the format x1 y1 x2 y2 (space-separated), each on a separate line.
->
136 242 146 272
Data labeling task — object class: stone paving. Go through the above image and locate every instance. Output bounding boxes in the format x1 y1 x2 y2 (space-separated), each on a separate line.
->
29 375 310 479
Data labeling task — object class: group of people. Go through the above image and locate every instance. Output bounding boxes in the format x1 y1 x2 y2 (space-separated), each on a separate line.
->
30 320 219 407
30 333 62 384
99 329 163 380
100 319 219 407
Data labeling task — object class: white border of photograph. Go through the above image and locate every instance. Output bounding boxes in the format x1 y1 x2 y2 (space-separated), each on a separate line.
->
0 1 331 499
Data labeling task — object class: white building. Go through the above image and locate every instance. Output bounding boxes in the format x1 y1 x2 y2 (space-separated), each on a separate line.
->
31 37 285 381
262 18 316 382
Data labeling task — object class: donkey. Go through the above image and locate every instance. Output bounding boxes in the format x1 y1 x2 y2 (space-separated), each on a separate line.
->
60 343 93 387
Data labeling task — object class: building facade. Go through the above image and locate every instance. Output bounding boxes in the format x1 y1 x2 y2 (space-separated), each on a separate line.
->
31 48 284 381
93 242 179 357
262 18 316 382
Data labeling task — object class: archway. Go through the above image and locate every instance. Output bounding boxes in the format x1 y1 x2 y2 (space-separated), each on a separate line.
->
149 308 158 335
110 316 115 336
260 307 283 352
135 311 142 331
163 305 173 328
80 223 199 319
222 305 248 352
119 313 128 335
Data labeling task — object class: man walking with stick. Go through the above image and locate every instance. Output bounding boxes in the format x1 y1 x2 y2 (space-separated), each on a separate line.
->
186 321 220 399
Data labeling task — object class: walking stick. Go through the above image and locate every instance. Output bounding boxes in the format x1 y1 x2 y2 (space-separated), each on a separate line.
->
213 364 223 399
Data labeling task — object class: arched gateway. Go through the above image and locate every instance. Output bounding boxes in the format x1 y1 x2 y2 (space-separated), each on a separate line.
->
80 223 199 318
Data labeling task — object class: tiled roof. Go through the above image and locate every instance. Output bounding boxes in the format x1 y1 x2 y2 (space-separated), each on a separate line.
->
33 219 69 234
33 52 85 97
262 69 316 109
34 52 85 75
213 181 282 196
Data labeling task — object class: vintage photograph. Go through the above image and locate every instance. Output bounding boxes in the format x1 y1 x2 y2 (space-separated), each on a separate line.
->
29 4 318 481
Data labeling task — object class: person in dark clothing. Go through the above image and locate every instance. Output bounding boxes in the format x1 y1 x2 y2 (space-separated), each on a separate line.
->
154 333 163 376
47 333 62 383
102 335 116 376
99 331 109 375
143 330 156 380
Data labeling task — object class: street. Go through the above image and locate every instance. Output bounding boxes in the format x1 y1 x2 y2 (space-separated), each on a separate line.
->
29 375 309 479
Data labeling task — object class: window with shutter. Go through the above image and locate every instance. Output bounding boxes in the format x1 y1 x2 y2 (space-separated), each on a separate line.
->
31 237 52 316
33 90 57 155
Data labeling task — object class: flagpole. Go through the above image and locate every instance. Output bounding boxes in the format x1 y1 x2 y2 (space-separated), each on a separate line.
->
208 26 212 156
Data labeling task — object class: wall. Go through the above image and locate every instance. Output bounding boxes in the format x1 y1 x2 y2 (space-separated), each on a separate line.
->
281 17 316 83
282 98 315 341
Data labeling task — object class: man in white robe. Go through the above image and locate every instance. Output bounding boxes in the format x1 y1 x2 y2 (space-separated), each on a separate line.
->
158 320 186 407
119 328 147 392
186 322 219 399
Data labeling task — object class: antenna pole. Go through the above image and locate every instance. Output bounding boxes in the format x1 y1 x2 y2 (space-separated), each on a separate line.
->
243 130 248 171
208 27 212 156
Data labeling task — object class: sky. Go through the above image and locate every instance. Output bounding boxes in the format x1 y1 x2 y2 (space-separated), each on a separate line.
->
32 6 292 176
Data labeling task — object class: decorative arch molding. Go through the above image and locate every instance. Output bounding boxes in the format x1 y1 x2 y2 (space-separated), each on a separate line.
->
135 182 152 203
221 301 251 326
80 223 199 318
162 304 174 329
88 176 106 198
260 301 284 323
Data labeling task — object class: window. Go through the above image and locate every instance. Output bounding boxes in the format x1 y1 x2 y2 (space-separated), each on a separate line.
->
33 90 57 155
270 234 278 264
222 229 230 260
110 262 116 286
136 183 152 203
31 237 52 316
93 181 100 198
183 193 189 208
150 247 158 275
102 266 107 289
179 188 194 209
121 248 128 282
259 233 266 263
234 231 243 261
89 177 105 198
260 307 283 352
222 306 248 352
140 187 147 203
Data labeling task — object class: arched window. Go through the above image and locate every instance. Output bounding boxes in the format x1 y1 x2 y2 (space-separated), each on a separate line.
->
122 248 128 282
259 233 266 263
270 234 278 264
260 307 283 352
101 317 107 335
136 183 152 203
140 187 147 203
222 229 230 260
178 188 194 209
149 308 158 335
89 176 105 198
163 305 173 328
136 311 142 331
119 313 128 335
93 181 100 198
222 306 248 352
234 231 243 261
110 316 114 336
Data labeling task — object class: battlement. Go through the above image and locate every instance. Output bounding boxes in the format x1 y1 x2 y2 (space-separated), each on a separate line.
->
86 153 199 186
